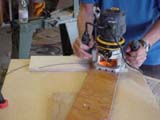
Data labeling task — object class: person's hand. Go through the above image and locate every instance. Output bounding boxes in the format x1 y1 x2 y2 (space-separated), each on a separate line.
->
73 37 94 59
125 44 147 68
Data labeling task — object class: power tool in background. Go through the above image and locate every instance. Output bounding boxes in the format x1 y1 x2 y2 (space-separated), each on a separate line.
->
33 0 46 17
82 8 126 72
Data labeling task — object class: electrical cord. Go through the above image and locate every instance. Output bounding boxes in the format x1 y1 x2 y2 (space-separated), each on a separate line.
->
85 22 105 33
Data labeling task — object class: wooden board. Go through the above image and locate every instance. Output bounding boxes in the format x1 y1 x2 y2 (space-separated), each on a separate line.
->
29 56 90 72
67 70 117 120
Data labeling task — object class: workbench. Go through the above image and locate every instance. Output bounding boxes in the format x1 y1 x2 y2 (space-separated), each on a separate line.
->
0 59 86 120
0 59 160 120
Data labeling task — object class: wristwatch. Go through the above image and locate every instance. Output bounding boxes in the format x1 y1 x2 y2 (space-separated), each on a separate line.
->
139 39 151 52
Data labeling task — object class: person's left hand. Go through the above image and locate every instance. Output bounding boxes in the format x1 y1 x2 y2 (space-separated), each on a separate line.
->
125 44 147 68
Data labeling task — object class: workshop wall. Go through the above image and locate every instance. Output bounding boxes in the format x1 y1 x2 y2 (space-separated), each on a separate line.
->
0 0 3 26
0 0 10 25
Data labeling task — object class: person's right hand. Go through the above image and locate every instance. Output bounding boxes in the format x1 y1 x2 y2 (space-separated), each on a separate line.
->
73 37 94 59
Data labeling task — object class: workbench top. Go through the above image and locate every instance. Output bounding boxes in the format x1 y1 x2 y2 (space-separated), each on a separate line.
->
0 59 159 120
0 59 87 120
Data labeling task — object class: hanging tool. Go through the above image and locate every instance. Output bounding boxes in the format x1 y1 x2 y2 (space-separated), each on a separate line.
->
33 0 46 17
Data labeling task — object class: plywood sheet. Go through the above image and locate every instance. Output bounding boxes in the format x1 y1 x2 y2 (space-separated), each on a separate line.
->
0 60 87 120
111 69 160 120
67 70 117 120
29 56 90 72
0 59 160 120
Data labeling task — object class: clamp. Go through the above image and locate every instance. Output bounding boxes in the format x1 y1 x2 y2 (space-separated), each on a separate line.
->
0 92 8 109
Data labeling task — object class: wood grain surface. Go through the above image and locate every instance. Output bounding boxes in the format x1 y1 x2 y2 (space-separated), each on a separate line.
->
0 59 160 120
0 60 87 120
111 69 160 120
67 69 118 120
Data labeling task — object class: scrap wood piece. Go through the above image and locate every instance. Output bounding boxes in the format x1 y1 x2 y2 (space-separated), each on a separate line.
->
67 69 118 120
29 56 91 72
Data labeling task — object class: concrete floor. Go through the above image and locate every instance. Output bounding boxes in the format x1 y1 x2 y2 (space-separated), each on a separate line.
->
31 28 62 56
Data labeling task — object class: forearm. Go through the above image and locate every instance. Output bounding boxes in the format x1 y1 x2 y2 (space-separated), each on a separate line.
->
77 3 94 38
143 19 160 46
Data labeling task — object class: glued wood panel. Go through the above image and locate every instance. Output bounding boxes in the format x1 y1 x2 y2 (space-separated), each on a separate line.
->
67 69 118 120
68 69 160 120
0 60 87 120
0 60 160 120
